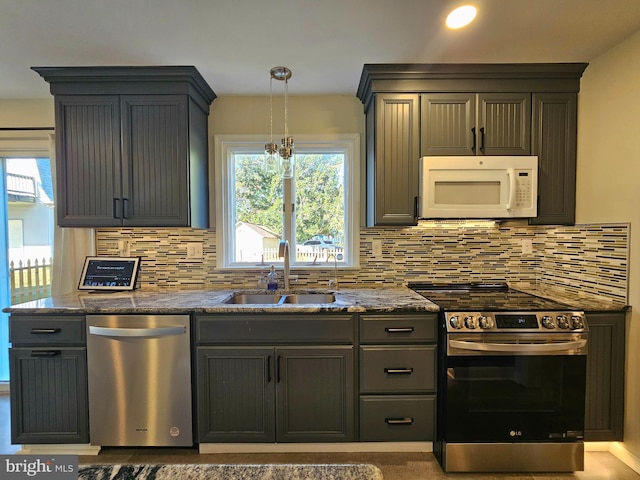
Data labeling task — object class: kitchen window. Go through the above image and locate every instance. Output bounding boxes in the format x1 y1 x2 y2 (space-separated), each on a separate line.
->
214 134 360 269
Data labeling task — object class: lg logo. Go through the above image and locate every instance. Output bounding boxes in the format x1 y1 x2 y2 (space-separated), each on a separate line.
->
509 430 523 437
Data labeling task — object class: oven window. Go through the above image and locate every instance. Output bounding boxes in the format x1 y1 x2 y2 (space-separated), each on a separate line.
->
443 355 586 442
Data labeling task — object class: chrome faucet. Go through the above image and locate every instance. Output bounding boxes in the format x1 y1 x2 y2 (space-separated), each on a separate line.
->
278 240 290 291
326 252 342 289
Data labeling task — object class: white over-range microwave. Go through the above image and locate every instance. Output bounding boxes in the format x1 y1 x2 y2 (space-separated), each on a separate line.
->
418 156 538 219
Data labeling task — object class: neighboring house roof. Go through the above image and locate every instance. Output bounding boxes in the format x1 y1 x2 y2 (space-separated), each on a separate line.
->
237 221 281 239
36 158 54 204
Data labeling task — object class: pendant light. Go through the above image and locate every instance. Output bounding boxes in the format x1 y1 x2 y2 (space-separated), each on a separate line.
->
264 66 294 178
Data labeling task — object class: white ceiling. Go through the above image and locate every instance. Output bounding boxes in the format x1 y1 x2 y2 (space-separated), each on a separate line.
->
2 0 640 99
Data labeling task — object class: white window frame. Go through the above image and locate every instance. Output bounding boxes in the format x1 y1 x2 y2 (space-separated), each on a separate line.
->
214 134 360 269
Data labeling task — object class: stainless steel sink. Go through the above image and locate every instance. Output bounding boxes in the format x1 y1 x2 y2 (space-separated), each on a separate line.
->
282 293 335 304
226 293 336 305
225 294 284 304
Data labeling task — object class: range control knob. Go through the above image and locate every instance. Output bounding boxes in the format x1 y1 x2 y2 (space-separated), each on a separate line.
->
478 315 493 329
571 315 585 330
541 316 556 329
556 315 570 329
449 316 463 329
464 315 477 329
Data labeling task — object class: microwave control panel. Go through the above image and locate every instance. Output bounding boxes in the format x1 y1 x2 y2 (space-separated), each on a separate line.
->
515 170 534 208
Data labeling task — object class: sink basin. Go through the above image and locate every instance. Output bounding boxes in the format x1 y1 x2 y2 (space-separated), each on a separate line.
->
225 294 284 304
225 293 336 305
282 293 336 304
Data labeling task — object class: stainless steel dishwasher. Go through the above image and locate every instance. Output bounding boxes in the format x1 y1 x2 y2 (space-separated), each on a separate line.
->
86 314 193 446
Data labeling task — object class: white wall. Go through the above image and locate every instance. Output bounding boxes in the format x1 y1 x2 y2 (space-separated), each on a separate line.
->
576 30 640 458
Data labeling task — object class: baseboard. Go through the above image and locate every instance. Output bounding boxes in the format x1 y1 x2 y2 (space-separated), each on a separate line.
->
609 442 640 475
199 442 433 454
18 444 101 455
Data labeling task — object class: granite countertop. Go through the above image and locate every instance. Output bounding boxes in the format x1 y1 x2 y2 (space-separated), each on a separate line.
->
3 287 440 315
511 283 630 312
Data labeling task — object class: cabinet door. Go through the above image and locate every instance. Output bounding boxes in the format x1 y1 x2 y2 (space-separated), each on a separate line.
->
367 93 420 226
121 95 190 226
197 347 275 442
9 347 89 444
584 312 625 441
530 92 577 225
478 93 531 155
276 346 354 442
421 93 476 156
55 96 122 227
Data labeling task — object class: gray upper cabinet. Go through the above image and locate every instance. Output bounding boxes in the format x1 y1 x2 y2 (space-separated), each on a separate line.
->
357 63 587 226
530 92 578 225
366 93 420 226
33 66 216 228
421 93 531 156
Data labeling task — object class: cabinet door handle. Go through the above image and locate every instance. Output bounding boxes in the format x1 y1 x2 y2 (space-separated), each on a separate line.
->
276 355 282 383
385 417 414 425
267 355 272 383
30 328 61 334
413 196 418 221
480 127 485 151
471 127 477 152
113 198 120 219
384 367 414 374
385 327 414 333
31 350 61 357
122 198 129 219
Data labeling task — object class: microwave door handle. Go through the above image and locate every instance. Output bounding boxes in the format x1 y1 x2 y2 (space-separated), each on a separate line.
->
506 168 516 210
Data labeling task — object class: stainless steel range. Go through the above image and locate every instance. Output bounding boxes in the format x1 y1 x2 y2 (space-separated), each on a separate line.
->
409 282 588 473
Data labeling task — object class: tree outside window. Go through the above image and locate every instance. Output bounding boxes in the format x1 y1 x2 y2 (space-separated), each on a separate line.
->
215 135 359 268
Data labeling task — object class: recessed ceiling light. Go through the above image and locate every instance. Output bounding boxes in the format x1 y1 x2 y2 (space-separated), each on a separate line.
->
446 5 477 29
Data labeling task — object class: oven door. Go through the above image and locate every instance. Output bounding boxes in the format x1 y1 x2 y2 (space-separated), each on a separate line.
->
441 341 586 443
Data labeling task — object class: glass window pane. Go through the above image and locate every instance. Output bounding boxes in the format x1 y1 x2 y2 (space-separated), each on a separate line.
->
294 153 345 263
233 153 283 263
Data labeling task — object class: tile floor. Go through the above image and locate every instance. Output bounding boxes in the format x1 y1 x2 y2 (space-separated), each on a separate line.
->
1 394 639 479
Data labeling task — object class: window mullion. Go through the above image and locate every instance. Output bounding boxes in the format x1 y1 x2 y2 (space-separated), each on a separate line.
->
283 176 294 249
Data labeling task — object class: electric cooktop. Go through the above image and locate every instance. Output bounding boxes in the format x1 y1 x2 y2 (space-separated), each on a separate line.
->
408 282 573 311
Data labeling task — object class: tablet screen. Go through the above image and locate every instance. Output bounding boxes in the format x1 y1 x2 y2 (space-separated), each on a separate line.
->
78 256 141 291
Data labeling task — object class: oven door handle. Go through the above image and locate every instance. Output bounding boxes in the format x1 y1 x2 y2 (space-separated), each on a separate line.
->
449 339 587 353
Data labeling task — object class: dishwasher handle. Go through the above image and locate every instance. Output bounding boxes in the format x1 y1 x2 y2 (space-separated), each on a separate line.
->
89 325 186 338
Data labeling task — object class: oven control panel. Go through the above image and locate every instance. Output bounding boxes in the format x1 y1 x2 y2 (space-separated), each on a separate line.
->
446 311 587 333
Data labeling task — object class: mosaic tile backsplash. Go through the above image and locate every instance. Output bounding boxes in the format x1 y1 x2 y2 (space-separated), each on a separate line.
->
95 222 629 304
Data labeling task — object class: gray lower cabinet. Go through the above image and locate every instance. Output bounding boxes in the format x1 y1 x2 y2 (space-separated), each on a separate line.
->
8 315 89 444
584 311 626 441
359 313 437 442
196 314 355 443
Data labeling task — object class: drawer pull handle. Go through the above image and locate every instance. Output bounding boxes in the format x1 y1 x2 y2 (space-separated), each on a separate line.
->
385 327 414 333
30 328 61 334
31 350 61 357
384 367 414 374
385 417 414 425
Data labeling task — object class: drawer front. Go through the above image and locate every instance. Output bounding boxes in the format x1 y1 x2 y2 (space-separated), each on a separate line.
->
196 314 354 344
9 316 86 345
360 314 437 343
360 346 436 393
360 395 435 441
